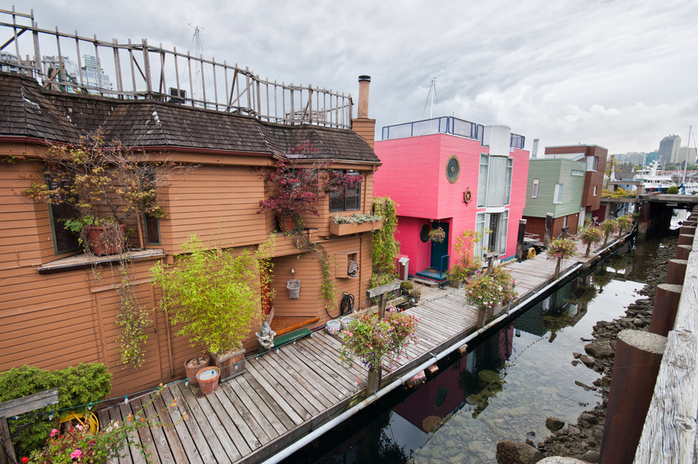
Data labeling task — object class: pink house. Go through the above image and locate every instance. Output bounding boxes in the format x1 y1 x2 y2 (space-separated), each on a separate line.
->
374 117 529 281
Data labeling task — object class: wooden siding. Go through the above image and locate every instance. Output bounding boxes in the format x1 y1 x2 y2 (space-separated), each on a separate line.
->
523 158 586 218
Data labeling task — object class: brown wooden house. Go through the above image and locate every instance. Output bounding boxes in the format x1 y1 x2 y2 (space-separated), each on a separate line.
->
0 71 380 397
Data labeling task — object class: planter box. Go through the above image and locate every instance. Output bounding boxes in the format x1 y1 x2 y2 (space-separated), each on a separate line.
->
329 219 383 236
210 348 246 382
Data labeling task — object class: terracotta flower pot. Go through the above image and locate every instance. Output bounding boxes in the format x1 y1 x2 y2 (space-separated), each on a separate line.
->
184 354 210 386
84 223 126 255
196 366 220 395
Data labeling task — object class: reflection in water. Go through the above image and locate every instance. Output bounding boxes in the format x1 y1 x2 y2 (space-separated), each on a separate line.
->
293 247 649 464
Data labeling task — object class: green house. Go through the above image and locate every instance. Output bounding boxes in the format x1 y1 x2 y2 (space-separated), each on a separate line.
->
522 158 586 240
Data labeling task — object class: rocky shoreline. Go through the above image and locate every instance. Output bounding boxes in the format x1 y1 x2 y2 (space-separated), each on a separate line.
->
496 236 677 464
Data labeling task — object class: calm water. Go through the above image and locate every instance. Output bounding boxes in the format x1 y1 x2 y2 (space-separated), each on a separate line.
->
286 243 661 464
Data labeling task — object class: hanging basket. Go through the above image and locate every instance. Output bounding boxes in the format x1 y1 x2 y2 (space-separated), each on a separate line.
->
286 279 301 298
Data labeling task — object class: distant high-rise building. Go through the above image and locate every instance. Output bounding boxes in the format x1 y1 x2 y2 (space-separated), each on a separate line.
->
658 135 681 165
678 146 698 166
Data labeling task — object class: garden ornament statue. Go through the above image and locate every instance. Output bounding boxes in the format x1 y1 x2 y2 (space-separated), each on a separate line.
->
256 321 276 350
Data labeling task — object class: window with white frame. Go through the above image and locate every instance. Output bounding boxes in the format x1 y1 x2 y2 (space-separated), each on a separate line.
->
532 179 539 198
477 155 488 207
586 156 598 172
478 154 512 208
553 183 563 204
505 158 513 205
593 185 598 196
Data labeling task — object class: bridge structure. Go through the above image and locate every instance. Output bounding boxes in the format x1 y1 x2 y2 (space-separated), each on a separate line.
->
637 193 698 240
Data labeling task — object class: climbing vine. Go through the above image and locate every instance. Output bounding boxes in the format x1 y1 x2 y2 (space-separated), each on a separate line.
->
290 232 338 310
371 197 400 286
115 263 151 369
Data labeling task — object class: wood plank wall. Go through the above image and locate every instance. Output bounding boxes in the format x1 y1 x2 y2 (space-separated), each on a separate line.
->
1 150 377 397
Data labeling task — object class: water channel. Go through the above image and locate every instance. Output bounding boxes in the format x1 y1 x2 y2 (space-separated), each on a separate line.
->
284 235 675 464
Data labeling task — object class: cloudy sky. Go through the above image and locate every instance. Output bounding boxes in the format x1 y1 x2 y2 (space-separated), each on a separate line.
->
16 0 698 154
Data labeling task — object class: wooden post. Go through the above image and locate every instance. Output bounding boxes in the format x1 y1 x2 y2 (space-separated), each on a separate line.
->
366 282 400 319
638 201 650 241
677 234 694 246
648 284 683 337
515 219 527 261
0 389 59 464
599 330 666 464
675 244 692 260
544 213 553 246
366 364 381 395
560 226 568 239
679 224 696 237
666 259 688 285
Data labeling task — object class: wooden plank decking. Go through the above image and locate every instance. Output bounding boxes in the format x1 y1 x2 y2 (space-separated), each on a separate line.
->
99 237 619 464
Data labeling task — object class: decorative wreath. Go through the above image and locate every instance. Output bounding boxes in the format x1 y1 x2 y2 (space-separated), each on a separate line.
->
463 189 472 204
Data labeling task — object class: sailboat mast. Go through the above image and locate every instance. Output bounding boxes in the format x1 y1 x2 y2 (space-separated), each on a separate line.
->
682 125 692 188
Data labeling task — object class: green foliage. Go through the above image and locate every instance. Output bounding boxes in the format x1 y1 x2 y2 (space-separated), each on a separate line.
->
667 185 680 194
616 214 633 235
28 385 184 464
332 212 382 224
601 187 635 198
579 226 604 257
0 364 112 457
427 227 446 243
464 267 517 310
371 197 400 275
152 235 274 354
399 281 413 292
115 264 151 369
600 218 619 245
546 238 577 261
290 232 337 310
338 309 419 369
450 229 484 283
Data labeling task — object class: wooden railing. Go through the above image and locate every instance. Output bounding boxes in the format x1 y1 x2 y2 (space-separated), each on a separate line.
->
0 7 353 129
634 215 698 462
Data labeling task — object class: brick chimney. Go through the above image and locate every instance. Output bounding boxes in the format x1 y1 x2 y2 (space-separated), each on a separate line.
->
351 75 375 149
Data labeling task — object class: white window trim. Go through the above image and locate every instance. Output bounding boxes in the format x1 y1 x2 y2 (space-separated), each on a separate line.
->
532 179 539 198
553 183 563 204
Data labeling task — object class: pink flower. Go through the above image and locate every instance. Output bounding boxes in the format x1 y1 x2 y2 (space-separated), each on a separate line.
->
70 448 83 459
50 428 59 437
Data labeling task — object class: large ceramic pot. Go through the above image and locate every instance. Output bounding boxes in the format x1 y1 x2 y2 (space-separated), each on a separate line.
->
196 366 220 395
184 354 210 386
84 223 126 255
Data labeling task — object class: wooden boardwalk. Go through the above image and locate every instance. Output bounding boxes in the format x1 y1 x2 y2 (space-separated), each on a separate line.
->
99 238 615 464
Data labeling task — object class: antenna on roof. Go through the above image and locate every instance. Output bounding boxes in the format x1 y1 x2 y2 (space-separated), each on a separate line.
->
423 78 437 119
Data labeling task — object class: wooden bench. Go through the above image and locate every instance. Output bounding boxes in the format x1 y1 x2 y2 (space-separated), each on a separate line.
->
258 328 313 354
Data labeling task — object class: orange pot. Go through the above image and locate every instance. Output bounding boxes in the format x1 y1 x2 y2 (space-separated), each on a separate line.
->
196 366 220 395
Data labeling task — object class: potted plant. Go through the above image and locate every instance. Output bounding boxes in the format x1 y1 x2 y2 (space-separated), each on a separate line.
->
600 218 619 246
196 366 221 395
152 235 275 382
257 142 362 233
330 212 383 235
428 226 446 243
579 226 604 257
546 238 577 278
616 214 633 237
23 132 186 254
338 308 419 394
464 266 517 314
184 354 210 386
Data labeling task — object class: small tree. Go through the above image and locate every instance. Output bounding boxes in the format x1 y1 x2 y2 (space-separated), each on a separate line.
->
339 308 418 394
151 235 275 355
547 238 577 278
616 214 633 236
579 226 604 257
451 229 484 283
600 218 619 246
464 266 517 311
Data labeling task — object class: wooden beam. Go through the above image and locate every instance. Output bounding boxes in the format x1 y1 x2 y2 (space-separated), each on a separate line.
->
365 282 400 300
0 388 59 417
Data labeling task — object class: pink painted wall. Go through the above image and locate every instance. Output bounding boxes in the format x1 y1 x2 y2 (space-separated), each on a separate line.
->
374 134 529 274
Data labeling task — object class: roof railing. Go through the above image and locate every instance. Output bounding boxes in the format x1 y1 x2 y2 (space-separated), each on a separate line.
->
0 7 353 129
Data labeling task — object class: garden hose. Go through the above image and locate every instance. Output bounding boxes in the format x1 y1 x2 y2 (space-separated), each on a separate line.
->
59 411 99 434
339 292 355 316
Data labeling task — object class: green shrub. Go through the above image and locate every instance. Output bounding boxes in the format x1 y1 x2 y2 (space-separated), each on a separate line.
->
0 364 112 457
667 185 680 194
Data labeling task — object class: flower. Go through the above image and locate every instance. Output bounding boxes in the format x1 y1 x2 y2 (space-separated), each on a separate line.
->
21 458 29 464
70 448 83 459
338 308 419 370
464 266 517 310
50 429 59 438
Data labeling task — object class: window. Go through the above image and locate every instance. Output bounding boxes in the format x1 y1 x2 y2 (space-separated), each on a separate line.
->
475 212 486 260
141 168 161 244
593 186 598 196
478 154 512 208
571 170 584 177
531 179 539 199
477 155 488 207
505 158 513 205
553 184 563 204
476 211 508 260
586 156 598 172
47 177 80 254
329 170 361 212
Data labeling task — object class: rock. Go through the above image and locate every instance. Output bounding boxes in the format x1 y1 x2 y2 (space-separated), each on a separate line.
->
578 449 600 462
538 458 589 463
584 340 614 358
579 355 596 368
572 352 582 359
496 441 543 464
579 412 599 425
546 416 566 431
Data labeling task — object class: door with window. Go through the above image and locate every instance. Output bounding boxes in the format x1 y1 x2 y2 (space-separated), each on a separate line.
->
429 222 450 271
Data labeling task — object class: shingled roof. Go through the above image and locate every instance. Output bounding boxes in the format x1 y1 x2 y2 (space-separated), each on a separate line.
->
0 73 379 164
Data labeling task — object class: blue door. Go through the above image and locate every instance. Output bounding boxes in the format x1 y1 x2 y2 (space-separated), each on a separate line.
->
430 222 450 272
